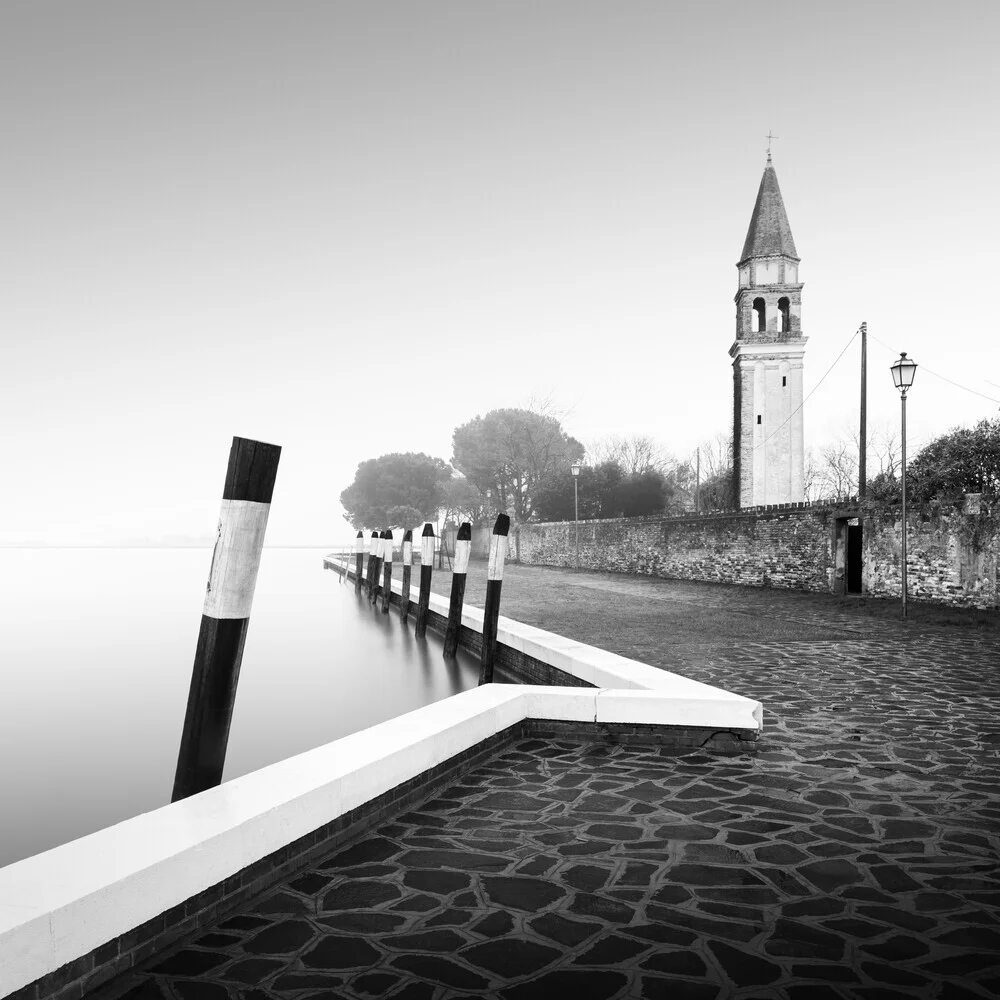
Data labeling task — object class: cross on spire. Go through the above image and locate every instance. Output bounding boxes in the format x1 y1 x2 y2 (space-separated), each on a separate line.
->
766 130 779 158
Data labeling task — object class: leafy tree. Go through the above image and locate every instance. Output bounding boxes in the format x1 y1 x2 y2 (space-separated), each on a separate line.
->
590 434 695 514
866 469 901 503
533 461 667 521
700 468 735 511
532 473 578 522
340 453 452 529
534 461 616 521
451 408 585 522
806 418 1000 505
907 417 1000 502
618 469 668 517
439 476 490 526
385 505 425 530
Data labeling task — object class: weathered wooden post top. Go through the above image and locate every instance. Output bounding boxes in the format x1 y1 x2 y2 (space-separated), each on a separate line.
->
415 522 435 639
366 529 380 599
381 529 394 613
353 530 364 589
369 530 387 605
443 521 472 658
400 528 414 623
479 512 511 684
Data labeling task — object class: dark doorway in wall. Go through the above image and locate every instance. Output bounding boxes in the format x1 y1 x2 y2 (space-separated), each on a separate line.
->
847 518 863 594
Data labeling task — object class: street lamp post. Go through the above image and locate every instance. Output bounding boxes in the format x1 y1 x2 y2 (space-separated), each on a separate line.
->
571 462 582 569
890 352 917 619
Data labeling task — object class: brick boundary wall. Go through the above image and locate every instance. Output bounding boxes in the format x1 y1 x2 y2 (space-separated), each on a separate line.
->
511 495 999 610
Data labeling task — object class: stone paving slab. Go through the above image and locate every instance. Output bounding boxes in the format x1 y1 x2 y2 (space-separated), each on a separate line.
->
92 572 1000 999
98 732 999 996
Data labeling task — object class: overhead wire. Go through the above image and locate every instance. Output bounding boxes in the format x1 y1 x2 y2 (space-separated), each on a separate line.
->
752 326 997 458
867 332 1000 406
716 322 995 473
753 325 861 451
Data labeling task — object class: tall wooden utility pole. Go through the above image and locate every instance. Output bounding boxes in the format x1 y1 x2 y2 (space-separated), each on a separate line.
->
859 322 867 500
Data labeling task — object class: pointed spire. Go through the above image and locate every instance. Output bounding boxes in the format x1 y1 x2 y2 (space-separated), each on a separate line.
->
740 157 798 263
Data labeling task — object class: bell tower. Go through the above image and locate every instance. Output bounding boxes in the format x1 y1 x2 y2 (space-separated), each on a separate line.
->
730 153 806 507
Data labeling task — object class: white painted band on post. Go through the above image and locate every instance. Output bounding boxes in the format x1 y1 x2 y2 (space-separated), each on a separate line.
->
354 537 364 553
376 537 386 559
202 499 270 620
488 535 508 581
454 539 471 575
421 536 435 564
369 537 379 555
402 541 412 565
384 542 393 564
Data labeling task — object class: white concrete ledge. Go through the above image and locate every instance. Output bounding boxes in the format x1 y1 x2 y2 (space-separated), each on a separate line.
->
1 566 762 997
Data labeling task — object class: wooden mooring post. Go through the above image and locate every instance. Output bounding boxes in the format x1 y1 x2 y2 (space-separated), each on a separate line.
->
381 529 393 613
369 531 386 605
478 513 510 684
172 436 281 802
353 530 364 589
365 530 379 598
400 528 413 623
368 531 385 604
442 522 471 658
414 523 435 639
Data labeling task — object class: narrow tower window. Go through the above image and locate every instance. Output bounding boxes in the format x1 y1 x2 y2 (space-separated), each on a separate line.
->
778 297 790 332
752 298 766 332
782 376 787 386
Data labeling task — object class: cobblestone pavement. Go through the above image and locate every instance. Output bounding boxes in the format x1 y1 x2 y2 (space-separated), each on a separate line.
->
102 573 1000 999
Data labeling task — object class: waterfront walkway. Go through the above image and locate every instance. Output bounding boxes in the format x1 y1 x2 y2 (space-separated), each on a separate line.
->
100 569 999 999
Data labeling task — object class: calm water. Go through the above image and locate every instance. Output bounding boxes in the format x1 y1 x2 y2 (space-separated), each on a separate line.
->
0 548 483 868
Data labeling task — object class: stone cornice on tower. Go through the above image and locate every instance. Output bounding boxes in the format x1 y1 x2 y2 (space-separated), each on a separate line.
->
738 155 799 265
729 340 806 361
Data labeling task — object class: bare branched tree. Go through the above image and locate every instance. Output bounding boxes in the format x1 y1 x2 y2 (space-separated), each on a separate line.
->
697 432 733 481
868 425 901 479
807 422 902 501
813 440 858 501
586 434 674 476
803 448 821 501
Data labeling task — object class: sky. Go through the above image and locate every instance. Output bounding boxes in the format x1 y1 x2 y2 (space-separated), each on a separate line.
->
2 1 998 546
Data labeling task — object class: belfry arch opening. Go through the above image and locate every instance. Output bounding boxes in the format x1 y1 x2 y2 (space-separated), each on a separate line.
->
752 298 766 332
778 296 790 332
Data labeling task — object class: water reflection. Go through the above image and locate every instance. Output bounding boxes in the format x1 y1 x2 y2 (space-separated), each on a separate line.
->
0 549 488 868
346 584 474 697
395 608 437 690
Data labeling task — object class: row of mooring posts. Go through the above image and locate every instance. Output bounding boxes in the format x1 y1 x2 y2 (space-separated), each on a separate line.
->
351 515 510 682
357 524 436 637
